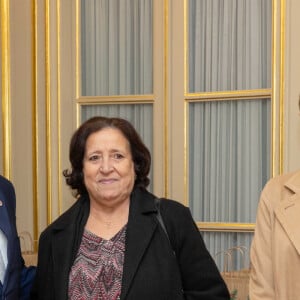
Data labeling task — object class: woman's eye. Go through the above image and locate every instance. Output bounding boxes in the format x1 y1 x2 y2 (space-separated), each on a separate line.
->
113 153 124 160
89 155 100 161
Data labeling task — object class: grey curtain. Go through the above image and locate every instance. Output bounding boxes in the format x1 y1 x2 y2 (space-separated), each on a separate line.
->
188 0 272 269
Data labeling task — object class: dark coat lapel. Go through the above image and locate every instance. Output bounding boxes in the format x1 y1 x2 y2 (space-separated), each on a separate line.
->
0 197 10 236
0 185 19 286
121 188 158 299
52 223 76 298
50 197 89 299
0 185 14 239
0 195 11 287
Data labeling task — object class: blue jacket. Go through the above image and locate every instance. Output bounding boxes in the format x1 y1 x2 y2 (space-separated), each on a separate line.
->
0 175 35 300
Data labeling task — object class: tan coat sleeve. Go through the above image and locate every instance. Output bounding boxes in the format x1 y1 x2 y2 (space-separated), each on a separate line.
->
249 184 275 300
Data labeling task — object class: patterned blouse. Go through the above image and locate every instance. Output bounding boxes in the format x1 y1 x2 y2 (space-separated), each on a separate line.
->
68 225 127 300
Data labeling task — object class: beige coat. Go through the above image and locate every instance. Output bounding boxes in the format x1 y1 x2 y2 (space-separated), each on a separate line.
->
250 171 300 300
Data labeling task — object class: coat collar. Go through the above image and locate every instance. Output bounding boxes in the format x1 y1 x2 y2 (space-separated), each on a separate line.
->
274 171 300 255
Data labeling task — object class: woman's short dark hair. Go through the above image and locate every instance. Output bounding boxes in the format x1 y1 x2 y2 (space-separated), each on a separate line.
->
63 116 151 197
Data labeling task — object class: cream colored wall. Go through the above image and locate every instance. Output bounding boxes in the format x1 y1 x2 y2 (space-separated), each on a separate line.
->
285 0 300 172
10 0 35 241
168 0 186 203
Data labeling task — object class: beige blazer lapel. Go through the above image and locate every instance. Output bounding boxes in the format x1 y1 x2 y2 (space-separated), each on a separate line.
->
275 172 300 255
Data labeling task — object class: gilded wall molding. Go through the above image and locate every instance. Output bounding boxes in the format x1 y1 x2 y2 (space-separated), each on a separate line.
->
1 0 11 178
32 0 39 250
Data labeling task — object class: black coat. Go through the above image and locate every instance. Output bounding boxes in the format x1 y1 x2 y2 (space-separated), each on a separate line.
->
31 187 229 299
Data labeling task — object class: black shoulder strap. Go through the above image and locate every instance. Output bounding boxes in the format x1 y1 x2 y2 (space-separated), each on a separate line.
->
154 197 171 245
155 198 182 286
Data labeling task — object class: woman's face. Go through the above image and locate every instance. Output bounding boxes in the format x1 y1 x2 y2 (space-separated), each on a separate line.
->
83 127 135 206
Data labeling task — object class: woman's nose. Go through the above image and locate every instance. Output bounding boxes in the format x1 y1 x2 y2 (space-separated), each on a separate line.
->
99 157 113 172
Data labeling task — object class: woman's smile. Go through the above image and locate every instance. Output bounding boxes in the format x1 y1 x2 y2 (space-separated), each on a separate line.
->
99 178 118 184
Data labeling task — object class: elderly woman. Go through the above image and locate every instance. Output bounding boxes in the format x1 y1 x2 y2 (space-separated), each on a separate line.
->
31 116 229 300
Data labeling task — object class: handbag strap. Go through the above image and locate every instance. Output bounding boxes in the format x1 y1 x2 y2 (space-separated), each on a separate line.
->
155 198 184 292
154 197 174 252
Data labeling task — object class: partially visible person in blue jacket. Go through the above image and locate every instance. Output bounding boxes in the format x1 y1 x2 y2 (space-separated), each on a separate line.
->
0 175 36 299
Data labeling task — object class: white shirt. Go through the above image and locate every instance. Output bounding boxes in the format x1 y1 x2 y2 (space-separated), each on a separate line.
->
0 229 8 283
